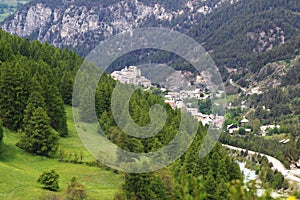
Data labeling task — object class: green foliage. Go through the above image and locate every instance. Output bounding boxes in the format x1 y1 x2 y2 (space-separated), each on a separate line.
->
0 106 122 199
0 0 30 22
220 133 290 168
0 121 3 142
238 127 246 135
17 107 59 157
22 82 46 129
255 155 287 190
79 86 96 123
198 99 212 115
94 74 254 199
0 29 82 135
66 177 87 200
38 169 60 191
0 59 30 131
229 180 274 200
123 173 169 200
189 0 300 71
36 64 68 137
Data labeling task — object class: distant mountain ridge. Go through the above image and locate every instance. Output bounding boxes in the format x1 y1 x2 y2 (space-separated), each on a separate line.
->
1 0 299 72
0 0 240 56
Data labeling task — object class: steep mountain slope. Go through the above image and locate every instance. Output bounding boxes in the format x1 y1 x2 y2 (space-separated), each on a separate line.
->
1 0 299 71
0 0 239 56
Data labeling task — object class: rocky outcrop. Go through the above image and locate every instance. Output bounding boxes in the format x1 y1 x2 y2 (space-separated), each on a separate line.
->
1 0 237 55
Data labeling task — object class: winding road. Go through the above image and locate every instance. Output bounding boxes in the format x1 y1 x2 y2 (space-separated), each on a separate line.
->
222 144 300 183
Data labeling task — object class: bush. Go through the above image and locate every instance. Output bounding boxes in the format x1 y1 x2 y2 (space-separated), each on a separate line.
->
66 177 87 200
38 170 60 191
239 127 246 135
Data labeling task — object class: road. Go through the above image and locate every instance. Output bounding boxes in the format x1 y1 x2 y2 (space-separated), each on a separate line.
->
222 144 300 183
229 79 246 92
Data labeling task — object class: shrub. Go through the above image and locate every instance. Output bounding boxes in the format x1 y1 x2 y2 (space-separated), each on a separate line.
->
38 170 60 191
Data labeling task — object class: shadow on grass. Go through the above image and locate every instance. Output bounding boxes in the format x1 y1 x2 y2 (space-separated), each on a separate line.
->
0 142 16 162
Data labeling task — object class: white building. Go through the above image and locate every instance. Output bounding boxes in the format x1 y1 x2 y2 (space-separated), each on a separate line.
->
260 125 281 136
111 66 152 87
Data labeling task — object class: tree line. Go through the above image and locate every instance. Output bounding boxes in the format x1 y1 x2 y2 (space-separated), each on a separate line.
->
0 29 82 156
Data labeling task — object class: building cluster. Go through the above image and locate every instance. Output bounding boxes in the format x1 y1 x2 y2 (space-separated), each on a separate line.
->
164 89 210 109
111 67 222 127
186 108 214 126
226 116 252 134
111 66 152 87
260 125 281 136
226 117 283 137
163 89 218 127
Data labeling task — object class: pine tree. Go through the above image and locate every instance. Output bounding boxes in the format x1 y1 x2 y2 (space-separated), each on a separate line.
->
0 60 30 131
37 169 60 191
36 65 68 137
23 81 46 129
0 121 3 142
17 107 59 157
60 71 74 105
123 173 169 200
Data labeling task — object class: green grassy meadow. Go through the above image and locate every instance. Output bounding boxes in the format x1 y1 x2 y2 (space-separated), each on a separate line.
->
0 106 123 200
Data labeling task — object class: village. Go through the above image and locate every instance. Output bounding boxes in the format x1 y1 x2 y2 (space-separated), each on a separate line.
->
110 65 225 128
110 66 293 144
111 65 300 169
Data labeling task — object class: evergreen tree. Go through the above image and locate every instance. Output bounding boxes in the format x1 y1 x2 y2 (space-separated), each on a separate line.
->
17 107 59 157
23 81 46 129
123 173 169 200
66 177 87 200
37 169 60 191
60 71 74 105
0 121 3 142
36 65 68 137
0 60 30 131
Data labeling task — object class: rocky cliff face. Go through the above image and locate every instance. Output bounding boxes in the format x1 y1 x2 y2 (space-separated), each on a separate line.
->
1 0 238 55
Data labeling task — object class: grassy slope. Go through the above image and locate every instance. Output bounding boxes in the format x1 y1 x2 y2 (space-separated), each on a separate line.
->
0 106 122 200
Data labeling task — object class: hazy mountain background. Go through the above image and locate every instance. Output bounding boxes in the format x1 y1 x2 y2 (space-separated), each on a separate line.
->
1 0 300 120
1 0 299 71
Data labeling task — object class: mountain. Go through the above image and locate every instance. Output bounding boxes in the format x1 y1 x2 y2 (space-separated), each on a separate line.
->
0 0 299 73
0 0 239 56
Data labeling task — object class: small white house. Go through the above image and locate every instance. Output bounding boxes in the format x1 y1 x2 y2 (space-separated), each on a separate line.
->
227 124 239 134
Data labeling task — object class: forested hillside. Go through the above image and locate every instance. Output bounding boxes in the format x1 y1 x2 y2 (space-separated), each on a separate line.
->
0 0 299 198
0 29 82 153
83 74 256 199
0 28 280 199
1 0 299 75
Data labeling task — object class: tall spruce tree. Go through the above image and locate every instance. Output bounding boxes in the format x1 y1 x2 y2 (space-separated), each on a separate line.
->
17 107 59 157
60 71 74 105
0 121 3 142
35 64 68 137
23 80 46 129
0 60 30 131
